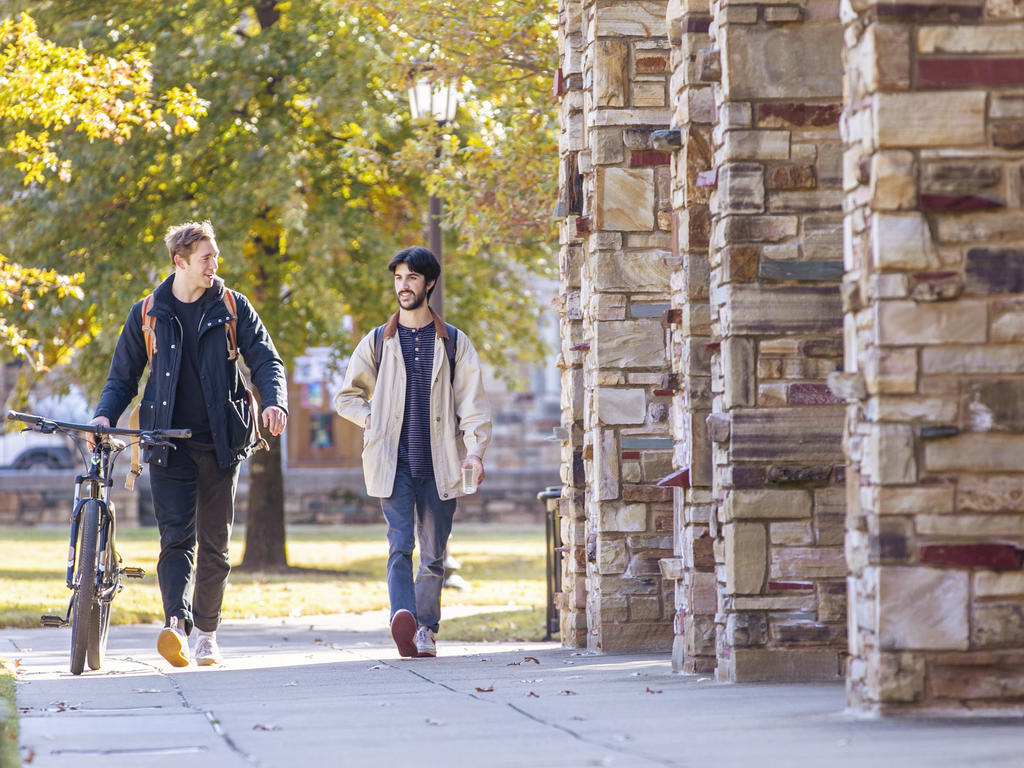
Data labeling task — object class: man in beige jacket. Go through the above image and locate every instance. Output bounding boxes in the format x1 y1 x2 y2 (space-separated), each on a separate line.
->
334 246 491 657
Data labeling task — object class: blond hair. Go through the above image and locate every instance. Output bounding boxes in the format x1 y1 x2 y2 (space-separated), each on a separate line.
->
164 220 217 263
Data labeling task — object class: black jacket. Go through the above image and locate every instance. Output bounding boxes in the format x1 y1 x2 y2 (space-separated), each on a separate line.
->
95 275 288 468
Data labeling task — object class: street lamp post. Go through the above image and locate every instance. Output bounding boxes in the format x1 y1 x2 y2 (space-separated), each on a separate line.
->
406 70 467 590
406 71 457 318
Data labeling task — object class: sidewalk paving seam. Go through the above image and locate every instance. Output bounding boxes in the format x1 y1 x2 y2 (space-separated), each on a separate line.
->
129 654 259 765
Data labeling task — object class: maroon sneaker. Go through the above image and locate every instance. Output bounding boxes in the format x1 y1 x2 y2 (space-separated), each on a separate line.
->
390 609 417 658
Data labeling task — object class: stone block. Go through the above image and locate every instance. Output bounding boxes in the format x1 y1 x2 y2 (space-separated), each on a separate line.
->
594 40 628 108
724 612 768 648
972 604 1024 649
771 520 814 545
870 213 938 271
729 406 845 463
593 251 673 293
868 423 916 485
725 522 767 594
719 284 842 335
860 23 911 92
920 161 1002 195
870 150 916 210
768 164 816 190
722 214 799 243
723 649 841 682
770 546 847 579
958 474 1024 512
877 485 954 516
929 662 1024 701
964 380 1024 432
965 248 1024 295
597 537 629 574
594 429 619 501
975 572 1024 597
595 621 674 653
925 434 1024 472
593 320 665 368
918 25 1024 54
719 163 765 212
591 127 625 165
722 245 759 282
875 300 988 346
867 652 925 703
722 25 843 100
594 0 668 37
878 567 969 651
922 344 1024 375
633 82 667 108
595 387 646 426
757 102 842 130
595 167 655 231
873 91 986 147
720 130 791 162
722 336 755 408
862 347 917 395
758 260 845 282
723 488 812 521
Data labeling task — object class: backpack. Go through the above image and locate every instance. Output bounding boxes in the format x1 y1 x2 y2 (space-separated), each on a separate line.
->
372 322 458 386
125 289 265 490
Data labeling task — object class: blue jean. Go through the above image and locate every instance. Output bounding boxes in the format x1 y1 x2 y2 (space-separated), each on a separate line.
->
380 467 456 633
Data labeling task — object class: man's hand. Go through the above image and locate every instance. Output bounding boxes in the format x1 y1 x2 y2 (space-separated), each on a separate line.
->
461 455 485 486
262 406 287 437
87 415 110 450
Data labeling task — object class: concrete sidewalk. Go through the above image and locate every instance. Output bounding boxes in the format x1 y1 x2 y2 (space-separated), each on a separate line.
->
4 613 1022 768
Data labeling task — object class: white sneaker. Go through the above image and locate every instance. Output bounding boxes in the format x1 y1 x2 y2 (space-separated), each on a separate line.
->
194 631 223 666
157 617 191 667
414 626 436 658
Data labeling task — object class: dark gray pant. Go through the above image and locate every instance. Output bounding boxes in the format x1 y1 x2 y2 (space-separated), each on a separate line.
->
149 441 239 634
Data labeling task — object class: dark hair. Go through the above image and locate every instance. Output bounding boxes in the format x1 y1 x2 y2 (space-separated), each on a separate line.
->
388 246 441 298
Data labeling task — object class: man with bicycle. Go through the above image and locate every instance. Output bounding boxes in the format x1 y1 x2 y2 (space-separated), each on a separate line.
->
90 220 287 667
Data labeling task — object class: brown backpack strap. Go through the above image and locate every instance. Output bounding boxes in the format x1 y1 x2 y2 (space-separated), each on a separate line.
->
140 294 157 364
125 403 142 490
222 290 239 361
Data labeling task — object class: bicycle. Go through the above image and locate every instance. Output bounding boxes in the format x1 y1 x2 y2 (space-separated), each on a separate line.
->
6 410 190 675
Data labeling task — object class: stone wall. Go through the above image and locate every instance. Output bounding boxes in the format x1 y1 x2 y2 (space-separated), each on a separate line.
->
556 0 677 653
840 0 1024 713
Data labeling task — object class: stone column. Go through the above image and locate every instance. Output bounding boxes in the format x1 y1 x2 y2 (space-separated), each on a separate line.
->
555 0 589 648
708 0 848 681
577 0 675 652
661 0 718 673
842 0 1024 713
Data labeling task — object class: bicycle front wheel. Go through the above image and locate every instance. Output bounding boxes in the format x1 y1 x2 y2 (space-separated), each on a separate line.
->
87 534 115 670
70 499 100 675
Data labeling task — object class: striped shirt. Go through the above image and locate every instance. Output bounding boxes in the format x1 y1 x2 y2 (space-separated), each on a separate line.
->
396 322 435 476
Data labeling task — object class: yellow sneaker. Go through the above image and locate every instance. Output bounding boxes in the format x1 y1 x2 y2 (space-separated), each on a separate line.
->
157 617 191 667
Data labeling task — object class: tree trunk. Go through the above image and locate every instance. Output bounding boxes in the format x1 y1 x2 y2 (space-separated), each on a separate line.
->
240 420 288 570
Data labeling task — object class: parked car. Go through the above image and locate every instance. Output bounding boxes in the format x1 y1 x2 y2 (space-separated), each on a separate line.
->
0 431 76 470
9 444 75 470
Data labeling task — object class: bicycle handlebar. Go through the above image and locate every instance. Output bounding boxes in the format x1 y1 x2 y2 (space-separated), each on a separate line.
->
6 410 192 441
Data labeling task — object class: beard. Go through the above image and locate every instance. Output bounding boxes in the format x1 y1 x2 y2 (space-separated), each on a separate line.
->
398 287 427 310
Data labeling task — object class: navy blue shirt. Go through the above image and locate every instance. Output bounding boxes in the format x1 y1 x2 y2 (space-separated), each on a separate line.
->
396 322 435 476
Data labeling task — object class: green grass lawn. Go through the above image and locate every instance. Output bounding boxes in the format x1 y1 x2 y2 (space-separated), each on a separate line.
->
0 523 548 641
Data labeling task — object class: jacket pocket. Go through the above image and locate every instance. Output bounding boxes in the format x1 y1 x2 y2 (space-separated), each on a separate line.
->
227 394 255 453
138 400 157 431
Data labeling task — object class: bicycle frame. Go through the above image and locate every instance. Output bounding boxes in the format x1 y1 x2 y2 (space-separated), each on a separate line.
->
7 409 189 673
63 440 117 619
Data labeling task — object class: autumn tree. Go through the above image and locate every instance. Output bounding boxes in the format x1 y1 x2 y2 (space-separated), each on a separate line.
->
2 0 560 568
0 12 204 371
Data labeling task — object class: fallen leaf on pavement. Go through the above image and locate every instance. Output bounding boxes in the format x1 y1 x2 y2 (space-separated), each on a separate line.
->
558 690 577 696
283 681 299 687
133 689 161 693
475 686 494 693
425 718 445 726
527 691 540 698
252 724 281 731
645 687 663 694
